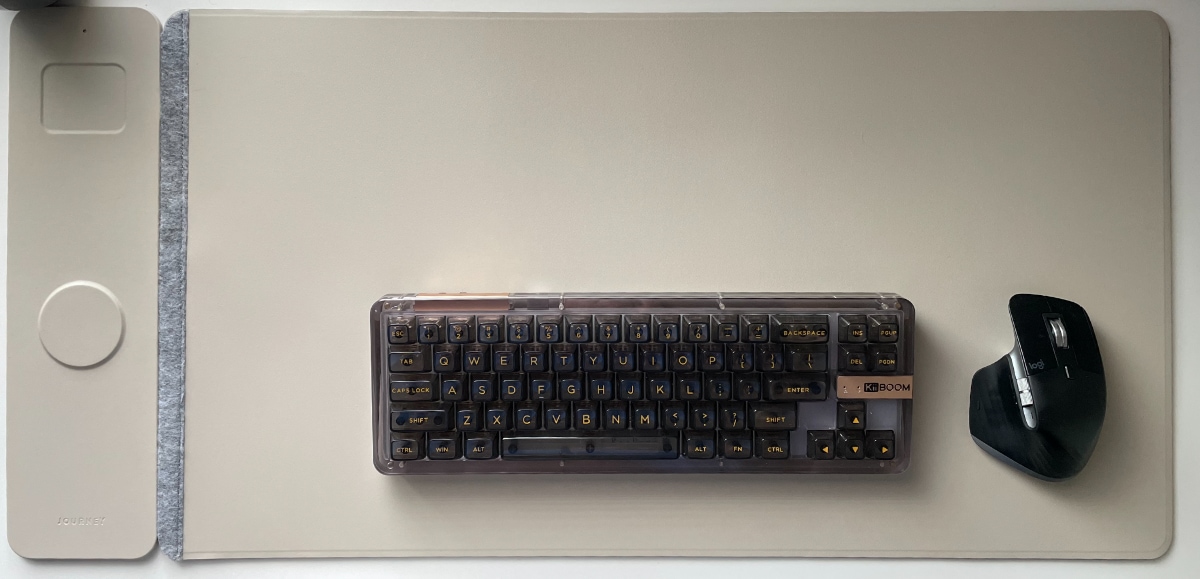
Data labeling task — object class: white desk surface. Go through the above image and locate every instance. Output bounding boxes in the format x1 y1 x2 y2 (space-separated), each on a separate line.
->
2 0 1197 576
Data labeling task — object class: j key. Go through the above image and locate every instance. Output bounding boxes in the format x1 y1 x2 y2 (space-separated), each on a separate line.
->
661 402 687 430
690 402 716 430
704 374 732 401
544 403 571 430
869 345 898 372
417 316 445 343
735 374 762 400
625 315 651 343
786 345 827 372
471 375 497 401
771 314 829 344
427 432 461 459
537 315 563 343
456 404 481 431
755 434 790 459
502 432 679 459
492 344 518 372
684 432 716 458
632 402 659 429
515 403 540 430
499 375 525 401
574 402 600 430
522 344 548 372
698 344 724 371
589 374 614 400
389 346 430 373
868 315 899 342
713 315 739 342
441 375 467 401
720 403 747 430
669 345 695 372
728 345 755 372
529 374 554 401
391 434 424 460
618 373 643 400
464 433 497 459
387 315 416 344
750 402 798 430
507 315 532 343
676 373 703 400
580 344 606 371
566 315 592 343
741 315 769 343
647 374 673 400
596 315 621 343
840 345 868 372
764 374 828 401
432 345 460 372
485 403 511 431
558 374 584 401
756 344 784 372
390 375 435 401
447 316 474 343
653 315 681 343
477 315 504 344
604 401 629 429
391 405 450 431
684 315 710 343
640 345 665 372
720 433 753 459
462 344 489 372
610 344 636 371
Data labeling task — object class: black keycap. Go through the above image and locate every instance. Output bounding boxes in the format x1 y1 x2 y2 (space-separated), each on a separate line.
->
502 432 678 459
676 373 703 401
390 374 436 402
470 374 496 402
755 434 790 459
756 344 785 372
604 401 629 429
610 344 636 371
522 344 548 372
838 315 867 343
735 373 762 400
837 431 865 460
750 402 798 430
661 402 687 430
492 344 518 372
840 345 868 372
719 402 747 430
646 373 672 400
837 400 866 430
441 374 467 401
574 402 600 430
704 373 732 401
499 374 526 401
464 433 497 459
544 403 571 430
462 344 489 372
698 344 724 371
457 403 481 431
771 314 829 344
868 315 899 342
391 434 424 460
720 433 753 459
387 315 416 344
625 315 651 343
653 315 681 343
558 373 584 401
537 315 563 343
448 316 474 344
727 344 755 372
392 405 450 431
764 374 827 401
640 344 665 372
684 431 716 458
669 344 695 372
807 430 836 459
477 315 504 344
684 315 710 343
690 402 716 430
713 315 739 342
507 315 532 343
529 373 554 401
867 430 896 459
786 345 827 372
588 373 614 400
869 344 898 372
596 315 621 343
741 315 769 343
417 316 445 343
515 403 540 430
485 403 511 431
433 345 460 372
580 344 606 371
632 402 658 429
427 432 461 459
566 315 592 343
389 346 430 373
618 373 643 400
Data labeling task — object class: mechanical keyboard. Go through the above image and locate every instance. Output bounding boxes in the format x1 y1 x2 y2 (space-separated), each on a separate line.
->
372 293 914 474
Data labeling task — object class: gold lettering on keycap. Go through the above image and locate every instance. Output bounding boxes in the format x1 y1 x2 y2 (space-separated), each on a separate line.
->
767 445 783 454
765 416 786 423
506 384 518 395
468 355 481 366
732 444 744 453
567 385 577 395
402 358 414 366
639 415 651 425
678 356 688 366
463 415 472 426
491 415 502 425
537 384 547 396
522 415 532 425
655 385 666 395
439 356 449 366
552 415 562 424
611 414 621 425
581 414 592 425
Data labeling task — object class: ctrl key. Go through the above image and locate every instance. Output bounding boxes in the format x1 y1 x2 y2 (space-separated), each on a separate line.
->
391 434 425 460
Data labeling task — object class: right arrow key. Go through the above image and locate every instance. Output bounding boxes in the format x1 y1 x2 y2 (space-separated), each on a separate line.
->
867 430 896 460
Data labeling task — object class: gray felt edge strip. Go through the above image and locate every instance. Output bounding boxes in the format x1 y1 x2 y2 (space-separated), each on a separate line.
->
157 9 189 562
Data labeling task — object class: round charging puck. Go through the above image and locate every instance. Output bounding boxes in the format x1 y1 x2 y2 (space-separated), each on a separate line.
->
37 280 125 368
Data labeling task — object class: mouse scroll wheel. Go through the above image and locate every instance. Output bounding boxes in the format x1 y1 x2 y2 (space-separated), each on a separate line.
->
1049 318 1069 349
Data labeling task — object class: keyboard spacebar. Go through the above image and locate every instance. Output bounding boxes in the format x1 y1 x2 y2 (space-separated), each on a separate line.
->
502 433 679 459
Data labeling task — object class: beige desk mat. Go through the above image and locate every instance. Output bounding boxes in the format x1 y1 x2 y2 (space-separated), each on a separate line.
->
181 11 1171 558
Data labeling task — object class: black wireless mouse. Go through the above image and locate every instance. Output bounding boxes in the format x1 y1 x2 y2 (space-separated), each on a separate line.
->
969 294 1106 481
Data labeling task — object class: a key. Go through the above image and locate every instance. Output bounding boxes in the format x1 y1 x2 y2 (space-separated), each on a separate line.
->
728 344 755 372
837 400 866 430
625 315 651 343
837 431 865 460
507 315 532 344
868 315 899 342
639 344 665 372
840 345 868 372
838 315 867 343
485 403 511 431
869 344 898 372
735 373 762 400
499 374 526 401
756 344 784 372
684 315 710 343
596 315 621 343
566 315 592 343
580 344 606 371
807 430 836 459
529 374 554 401
713 315 739 342
441 374 467 401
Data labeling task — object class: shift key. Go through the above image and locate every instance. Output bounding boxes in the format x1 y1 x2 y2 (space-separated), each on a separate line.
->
389 346 430 372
